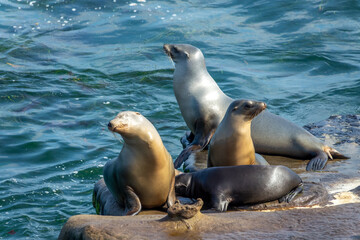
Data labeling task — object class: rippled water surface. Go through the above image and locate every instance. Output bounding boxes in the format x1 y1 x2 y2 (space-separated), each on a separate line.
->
1 0 359 239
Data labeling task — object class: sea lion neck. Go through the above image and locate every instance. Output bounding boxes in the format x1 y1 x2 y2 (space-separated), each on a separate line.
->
120 137 169 168
221 108 252 132
121 131 162 149
173 57 208 80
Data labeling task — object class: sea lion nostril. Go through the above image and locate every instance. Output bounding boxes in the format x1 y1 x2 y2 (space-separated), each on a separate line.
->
108 122 112 129
259 102 267 109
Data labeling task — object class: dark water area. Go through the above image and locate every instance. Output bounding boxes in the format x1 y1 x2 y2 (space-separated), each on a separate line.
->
0 0 359 239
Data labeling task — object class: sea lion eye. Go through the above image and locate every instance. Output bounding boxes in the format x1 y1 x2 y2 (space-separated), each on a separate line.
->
244 103 252 109
232 106 238 112
135 112 141 115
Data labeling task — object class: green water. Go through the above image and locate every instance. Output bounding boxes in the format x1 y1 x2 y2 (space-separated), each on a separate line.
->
0 0 359 239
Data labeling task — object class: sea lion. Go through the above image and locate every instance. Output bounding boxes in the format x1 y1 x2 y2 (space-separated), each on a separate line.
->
163 43 348 171
208 99 268 167
175 165 303 212
103 111 176 216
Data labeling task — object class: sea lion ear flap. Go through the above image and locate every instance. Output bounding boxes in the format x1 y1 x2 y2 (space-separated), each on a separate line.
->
185 51 190 59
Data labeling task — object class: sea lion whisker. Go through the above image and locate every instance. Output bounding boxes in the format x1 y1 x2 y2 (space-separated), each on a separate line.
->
164 54 175 67
112 131 124 144
168 57 175 68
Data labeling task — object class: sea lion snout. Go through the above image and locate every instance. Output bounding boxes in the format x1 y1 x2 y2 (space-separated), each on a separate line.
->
163 44 170 52
251 101 267 119
107 119 128 133
260 102 267 110
255 101 267 113
107 120 119 132
163 44 172 58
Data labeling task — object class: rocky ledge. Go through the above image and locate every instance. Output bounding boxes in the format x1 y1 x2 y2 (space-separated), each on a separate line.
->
58 115 360 239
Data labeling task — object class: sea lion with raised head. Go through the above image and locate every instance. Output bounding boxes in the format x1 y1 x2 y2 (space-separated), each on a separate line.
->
208 99 268 167
175 165 303 212
103 111 176 216
163 44 348 171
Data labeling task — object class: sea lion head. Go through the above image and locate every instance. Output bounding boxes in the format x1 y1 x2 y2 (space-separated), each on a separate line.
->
108 111 157 142
227 99 267 121
163 44 205 68
174 173 192 197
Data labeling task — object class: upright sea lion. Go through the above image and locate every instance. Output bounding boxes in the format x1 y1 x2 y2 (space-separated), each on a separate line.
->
103 111 176 216
208 99 267 167
175 165 303 212
163 44 348 171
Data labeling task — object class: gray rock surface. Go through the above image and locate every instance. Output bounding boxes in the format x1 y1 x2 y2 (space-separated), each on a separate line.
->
58 203 360 239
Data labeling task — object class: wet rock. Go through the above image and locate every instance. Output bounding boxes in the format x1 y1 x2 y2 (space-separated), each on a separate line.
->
350 186 360 197
167 198 203 219
58 203 360 239
304 114 360 145
59 115 360 239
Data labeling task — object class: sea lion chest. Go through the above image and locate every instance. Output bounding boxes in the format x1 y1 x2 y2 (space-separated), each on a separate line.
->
209 121 255 166
105 145 172 208
173 72 230 132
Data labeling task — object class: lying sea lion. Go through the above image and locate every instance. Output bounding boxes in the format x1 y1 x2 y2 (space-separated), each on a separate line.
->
175 165 303 212
163 43 348 171
103 111 176 215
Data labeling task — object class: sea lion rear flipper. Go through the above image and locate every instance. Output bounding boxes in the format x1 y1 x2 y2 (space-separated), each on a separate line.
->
306 151 329 171
326 146 350 159
307 146 349 171
165 176 177 208
180 131 195 149
124 186 142 216
174 121 215 169
279 183 304 203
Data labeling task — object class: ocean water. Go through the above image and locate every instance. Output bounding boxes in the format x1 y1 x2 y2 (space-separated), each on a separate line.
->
0 0 359 239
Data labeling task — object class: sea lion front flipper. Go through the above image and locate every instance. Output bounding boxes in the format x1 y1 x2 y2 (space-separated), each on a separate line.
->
124 186 142 216
180 131 195 149
211 194 230 212
183 157 199 172
174 120 215 169
306 151 328 171
279 183 304 203
165 175 177 208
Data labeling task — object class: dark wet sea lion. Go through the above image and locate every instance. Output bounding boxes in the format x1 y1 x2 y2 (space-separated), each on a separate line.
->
208 99 267 167
163 43 348 171
102 111 176 216
175 165 303 212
